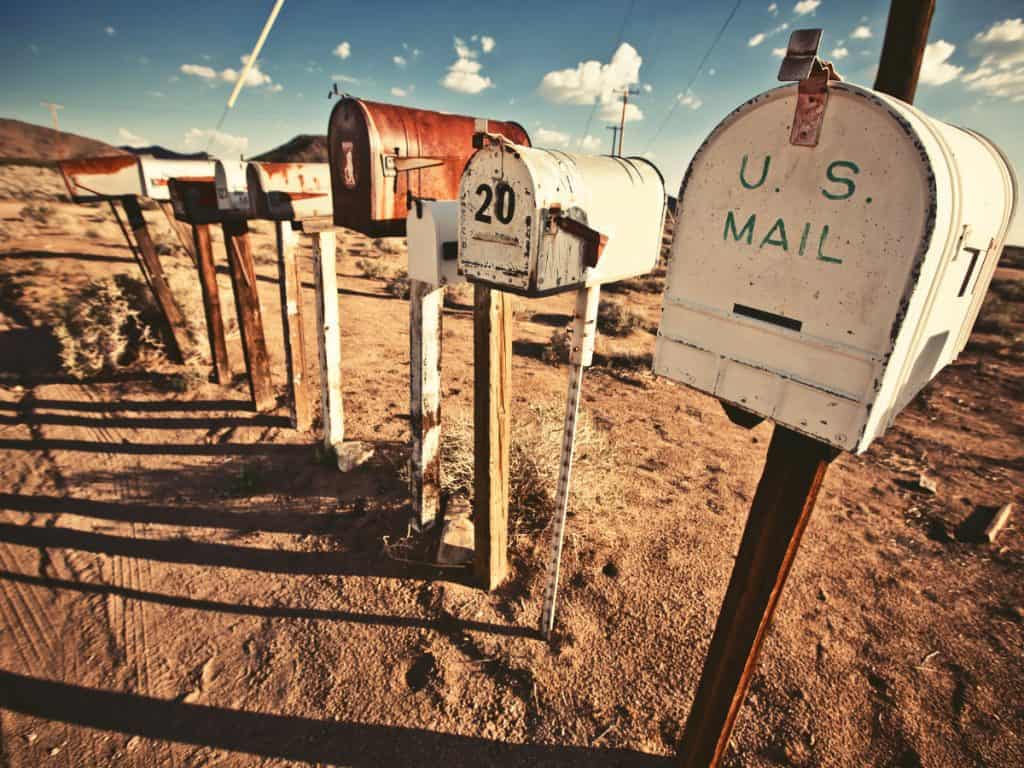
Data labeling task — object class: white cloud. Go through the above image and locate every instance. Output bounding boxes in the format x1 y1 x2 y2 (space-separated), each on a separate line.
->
962 19 1024 100
578 134 601 152
536 127 571 147
919 40 963 86
268 83 283 93
181 63 217 79
105 26 116 36
831 47 849 60
184 128 248 157
393 55 407 68
332 74 361 84
793 1 821 15
334 41 351 59
480 35 496 53
772 47 787 57
391 86 408 97
538 42 642 113
749 33 766 47
850 25 872 40
768 3 778 14
676 91 703 110
975 17 1023 44
442 37 494 94
118 128 147 146
600 101 643 122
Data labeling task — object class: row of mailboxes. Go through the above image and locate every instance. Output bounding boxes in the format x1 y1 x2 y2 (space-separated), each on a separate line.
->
59 155 215 203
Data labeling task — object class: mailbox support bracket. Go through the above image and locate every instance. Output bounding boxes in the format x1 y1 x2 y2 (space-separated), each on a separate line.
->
778 28 843 147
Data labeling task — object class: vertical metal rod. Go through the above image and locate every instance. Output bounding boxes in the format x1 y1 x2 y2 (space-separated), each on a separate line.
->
873 0 936 103
539 284 600 638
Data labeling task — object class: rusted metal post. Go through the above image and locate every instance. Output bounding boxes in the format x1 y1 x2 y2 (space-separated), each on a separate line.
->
677 426 837 768
191 223 231 384
276 221 312 432
221 218 275 412
874 0 936 103
409 279 444 530
472 284 512 590
312 230 344 455
119 195 188 363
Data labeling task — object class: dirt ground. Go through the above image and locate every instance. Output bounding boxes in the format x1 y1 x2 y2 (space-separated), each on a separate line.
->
0 167 1021 767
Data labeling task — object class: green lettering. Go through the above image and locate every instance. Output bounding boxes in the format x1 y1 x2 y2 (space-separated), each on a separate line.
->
759 218 789 251
798 222 811 256
822 160 860 200
739 154 771 189
724 211 756 244
817 225 842 263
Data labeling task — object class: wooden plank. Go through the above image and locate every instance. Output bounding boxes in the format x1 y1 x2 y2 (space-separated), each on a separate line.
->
191 223 231 385
472 284 512 590
119 195 188 363
873 0 935 103
276 221 312 432
409 279 444 530
312 230 344 454
221 217 275 412
677 426 838 768
158 200 198 266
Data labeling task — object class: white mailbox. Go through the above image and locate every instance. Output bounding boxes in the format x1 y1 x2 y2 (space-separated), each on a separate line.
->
214 160 253 216
407 200 464 287
138 156 216 201
59 156 144 202
246 162 333 221
654 78 1018 453
458 141 666 296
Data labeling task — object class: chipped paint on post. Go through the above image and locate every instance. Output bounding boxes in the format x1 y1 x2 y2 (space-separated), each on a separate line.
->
654 81 1018 453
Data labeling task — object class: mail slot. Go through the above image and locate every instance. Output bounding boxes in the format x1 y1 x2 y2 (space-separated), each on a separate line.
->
458 142 666 296
653 80 1018 452
215 160 253 216
247 162 332 221
327 97 530 236
139 156 216 201
168 177 221 225
59 155 143 202
407 200 463 287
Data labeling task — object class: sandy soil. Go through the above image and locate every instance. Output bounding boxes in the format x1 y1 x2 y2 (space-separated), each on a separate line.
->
0 169 1021 767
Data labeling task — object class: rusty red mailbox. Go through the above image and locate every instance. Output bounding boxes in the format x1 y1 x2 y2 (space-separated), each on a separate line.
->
327 97 529 236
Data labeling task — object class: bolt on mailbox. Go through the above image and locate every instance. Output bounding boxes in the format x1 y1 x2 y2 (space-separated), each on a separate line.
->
247 162 332 221
654 78 1018 453
458 141 667 297
327 97 530 236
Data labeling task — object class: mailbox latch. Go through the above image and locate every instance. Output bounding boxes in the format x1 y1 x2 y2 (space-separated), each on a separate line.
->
547 204 608 269
778 28 842 147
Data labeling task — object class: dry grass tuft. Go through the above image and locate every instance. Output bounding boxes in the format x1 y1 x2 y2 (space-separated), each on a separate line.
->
597 299 644 337
385 268 410 299
441 399 619 536
355 257 389 280
373 237 406 255
53 275 168 379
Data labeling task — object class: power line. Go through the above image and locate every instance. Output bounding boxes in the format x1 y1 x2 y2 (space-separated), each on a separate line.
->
579 0 638 146
643 0 744 152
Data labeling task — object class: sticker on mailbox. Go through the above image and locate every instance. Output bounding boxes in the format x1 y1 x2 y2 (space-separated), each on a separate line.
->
341 141 356 189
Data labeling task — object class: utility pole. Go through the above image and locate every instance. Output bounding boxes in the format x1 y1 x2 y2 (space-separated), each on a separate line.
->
41 101 64 158
606 125 620 156
874 0 936 103
614 87 640 156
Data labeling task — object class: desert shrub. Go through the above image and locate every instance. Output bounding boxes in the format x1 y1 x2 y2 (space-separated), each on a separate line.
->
542 328 571 365
385 268 410 299
20 203 55 224
84 227 102 239
373 237 405 255
442 282 474 308
53 275 166 379
597 299 643 337
355 257 388 280
975 291 1022 335
441 399 618 535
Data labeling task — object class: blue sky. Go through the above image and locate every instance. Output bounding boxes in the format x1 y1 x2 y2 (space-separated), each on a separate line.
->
2 0 1022 241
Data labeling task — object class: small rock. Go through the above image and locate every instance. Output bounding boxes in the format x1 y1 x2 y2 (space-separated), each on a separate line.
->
24 732 37 744
182 687 201 704
817 586 828 603
334 441 374 472
437 515 474 566
48 747 61 756
917 473 939 495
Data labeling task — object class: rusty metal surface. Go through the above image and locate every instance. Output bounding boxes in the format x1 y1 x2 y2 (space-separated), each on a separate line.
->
247 162 332 221
168 178 222 224
327 97 530 237
58 156 142 202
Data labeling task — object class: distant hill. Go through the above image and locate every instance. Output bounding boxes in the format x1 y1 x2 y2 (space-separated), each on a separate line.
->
0 118 128 164
251 134 327 163
122 145 209 160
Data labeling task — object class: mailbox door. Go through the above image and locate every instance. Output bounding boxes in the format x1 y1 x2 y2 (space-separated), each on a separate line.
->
59 156 142 202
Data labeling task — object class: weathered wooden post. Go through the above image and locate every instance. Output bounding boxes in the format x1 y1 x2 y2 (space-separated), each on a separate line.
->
652 25 1017 767
457 134 666 598
190 221 231 384
309 222 345 455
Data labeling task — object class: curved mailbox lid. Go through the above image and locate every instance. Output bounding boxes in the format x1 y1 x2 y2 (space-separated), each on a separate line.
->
168 177 222 225
214 160 253 216
458 141 666 297
138 157 217 201
327 96 530 237
246 162 332 221
58 155 142 202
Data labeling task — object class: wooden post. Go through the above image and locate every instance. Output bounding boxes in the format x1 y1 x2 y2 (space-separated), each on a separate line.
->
221 217 275 412
119 195 188 363
677 426 837 768
472 284 512 590
191 223 231 385
312 230 344 454
409 279 444 530
276 221 312 432
874 0 936 103
157 200 198 266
